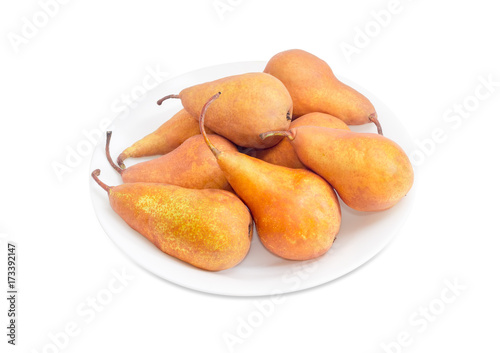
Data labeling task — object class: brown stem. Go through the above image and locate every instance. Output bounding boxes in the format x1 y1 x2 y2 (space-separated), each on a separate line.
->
157 94 180 106
259 130 294 141
106 131 124 175
91 169 111 193
199 92 222 158
369 113 383 135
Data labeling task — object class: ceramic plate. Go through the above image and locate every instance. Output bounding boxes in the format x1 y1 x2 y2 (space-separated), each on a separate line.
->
89 61 415 296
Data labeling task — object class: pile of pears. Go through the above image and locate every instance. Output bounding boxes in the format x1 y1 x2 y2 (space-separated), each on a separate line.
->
92 49 414 272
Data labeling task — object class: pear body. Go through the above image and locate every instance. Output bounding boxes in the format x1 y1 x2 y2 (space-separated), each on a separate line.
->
121 134 236 191
255 112 350 169
179 72 293 148
118 109 213 165
215 152 341 260
107 183 253 271
264 49 376 125
289 126 414 211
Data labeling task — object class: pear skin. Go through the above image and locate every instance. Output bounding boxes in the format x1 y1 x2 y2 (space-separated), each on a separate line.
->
106 132 236 191
255 112 350 169
157 73 293 149
116 109 214 168
200 94 341 260
264 49 382 134
92 170 252 271
261 126 414 212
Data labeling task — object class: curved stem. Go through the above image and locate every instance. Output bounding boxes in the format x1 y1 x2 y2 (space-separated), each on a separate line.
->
199 92 222 158
259 130 294 141
369 113 383 135
106 131 124 175
157 94 180 106
91 169 111 193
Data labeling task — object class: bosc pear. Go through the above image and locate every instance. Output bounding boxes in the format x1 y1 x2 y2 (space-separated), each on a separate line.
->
91 169 252 271
261 127 414 212
264 49 383 134
157 73 293 149
254 112 350 169
199 93 341 261
106 131 235 191
116 109 214 168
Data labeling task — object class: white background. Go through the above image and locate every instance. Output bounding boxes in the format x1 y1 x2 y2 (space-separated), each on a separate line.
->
1 0 499 352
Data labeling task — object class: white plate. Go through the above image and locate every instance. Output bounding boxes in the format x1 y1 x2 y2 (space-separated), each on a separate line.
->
89 61 416 297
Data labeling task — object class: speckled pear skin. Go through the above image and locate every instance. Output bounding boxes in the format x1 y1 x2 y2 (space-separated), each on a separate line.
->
264 49 377 125
216 152 341 261
255 112 350 169
288 126 414 212
179 73 293 149
121 134 236 191
117 109 214 167
108 183 253 271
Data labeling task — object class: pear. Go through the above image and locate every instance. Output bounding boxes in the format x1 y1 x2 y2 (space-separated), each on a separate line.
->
254 112 350 169
116 109 214 168
264 49 383 134
199 93 341 260
106 131 235 191
91 169 252 271
157 72 293 149
261 127 414 212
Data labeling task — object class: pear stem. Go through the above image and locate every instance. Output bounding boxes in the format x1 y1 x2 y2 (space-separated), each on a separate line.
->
199 92 222 158
369 114 383 135
91 169 111 193
106 131 124 175
157 94 180 106
259 130 294 141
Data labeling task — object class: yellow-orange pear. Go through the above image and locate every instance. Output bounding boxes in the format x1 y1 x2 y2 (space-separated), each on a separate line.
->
116 109 214 168
200 93 341 260
157 72 293 148
261 127 414 212
255 112 350 169
264 49 382 134
91 170 252 271
106 132 236 191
